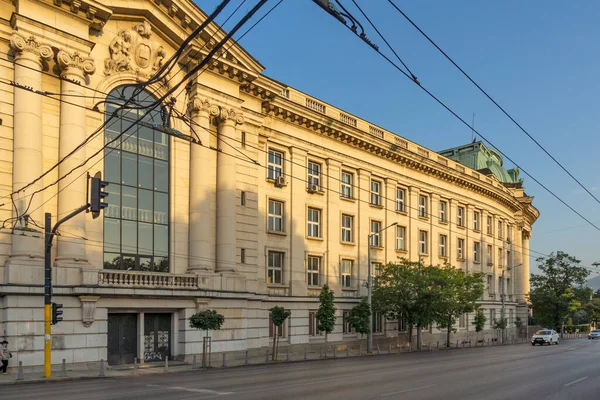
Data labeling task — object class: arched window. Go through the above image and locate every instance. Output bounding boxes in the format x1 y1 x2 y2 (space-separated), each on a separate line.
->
102 86 169 272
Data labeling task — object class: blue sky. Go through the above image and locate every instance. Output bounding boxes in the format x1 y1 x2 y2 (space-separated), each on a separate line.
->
199 0 600 276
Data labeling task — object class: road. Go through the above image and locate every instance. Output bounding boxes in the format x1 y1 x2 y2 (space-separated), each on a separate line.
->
3 338 599 400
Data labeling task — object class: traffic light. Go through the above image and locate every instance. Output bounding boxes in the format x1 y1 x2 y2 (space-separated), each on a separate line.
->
51 302 63 325
90 171 109 219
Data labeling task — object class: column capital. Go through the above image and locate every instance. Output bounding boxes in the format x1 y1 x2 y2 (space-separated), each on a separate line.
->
9 33 54 65
187 97 220 116
218 107 245 126
56 49 96 82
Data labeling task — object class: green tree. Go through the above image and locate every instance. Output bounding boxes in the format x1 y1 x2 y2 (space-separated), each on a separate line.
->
586 298 600 327
189 309 225 336
270 306 291 361
528 252 590 331
315 284 336 345
348 297 371 336
514 316 524 338
472 308 487 343
435 266 485 347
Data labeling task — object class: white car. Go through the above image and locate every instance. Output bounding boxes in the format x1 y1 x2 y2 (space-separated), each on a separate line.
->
531 329 560 346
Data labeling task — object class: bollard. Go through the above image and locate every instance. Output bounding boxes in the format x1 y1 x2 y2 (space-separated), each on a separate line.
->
16 361 24 381
286 349 290 362
487 338 490 346
222 353 226 368
133 358 138 376
61 358 67 377
164 356 169 372
304 348 307 360
376 344 380 355
245 350 249 365
266 349 269 363
333 347 337 358
389 343 392 354
99 359 105 377
346 346 350 357
193 355 197 369
469 340 472 348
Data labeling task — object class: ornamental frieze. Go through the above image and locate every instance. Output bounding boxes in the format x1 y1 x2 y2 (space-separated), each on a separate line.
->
104 21 168 82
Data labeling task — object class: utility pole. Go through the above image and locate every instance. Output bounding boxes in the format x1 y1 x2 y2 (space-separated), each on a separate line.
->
500 268 505 344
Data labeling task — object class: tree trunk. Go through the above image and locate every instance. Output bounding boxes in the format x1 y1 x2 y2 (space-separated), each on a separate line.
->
408 324 413 346
272 333 277 361
324 332 328 358
416 325 422 351
446 316 452 348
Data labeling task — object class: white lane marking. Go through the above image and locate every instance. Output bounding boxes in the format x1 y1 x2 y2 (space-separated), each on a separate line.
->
381 384 437 397
146 384 233 395
564 377 588 387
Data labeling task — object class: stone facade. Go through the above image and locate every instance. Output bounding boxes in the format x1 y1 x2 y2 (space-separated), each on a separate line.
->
0 0 538 367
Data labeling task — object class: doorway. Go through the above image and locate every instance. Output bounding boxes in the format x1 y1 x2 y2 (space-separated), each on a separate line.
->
107 313 138 365
143 313 171 362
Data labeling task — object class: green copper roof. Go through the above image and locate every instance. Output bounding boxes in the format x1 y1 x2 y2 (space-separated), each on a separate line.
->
438 141 523 185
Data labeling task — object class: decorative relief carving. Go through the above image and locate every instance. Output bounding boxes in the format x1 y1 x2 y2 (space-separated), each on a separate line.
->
79 295 100 327
9 33 54 62
104 22 168 80
219 108 245 125
57 49 96 81
187 98 220 117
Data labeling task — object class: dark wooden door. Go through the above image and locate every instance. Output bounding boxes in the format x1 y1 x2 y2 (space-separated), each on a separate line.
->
143 313 171 362
107 314 137 365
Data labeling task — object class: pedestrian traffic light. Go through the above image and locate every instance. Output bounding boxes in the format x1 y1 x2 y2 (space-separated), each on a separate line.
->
51 302 63 325
90 172 109 219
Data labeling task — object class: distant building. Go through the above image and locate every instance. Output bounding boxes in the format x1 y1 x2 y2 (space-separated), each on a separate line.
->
0 0 538 367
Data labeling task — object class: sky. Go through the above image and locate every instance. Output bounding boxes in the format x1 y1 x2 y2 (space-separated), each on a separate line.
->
198 0 600 277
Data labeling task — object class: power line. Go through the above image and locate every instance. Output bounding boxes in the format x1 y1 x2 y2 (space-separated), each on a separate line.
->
384 0 600 206
312 1 600 234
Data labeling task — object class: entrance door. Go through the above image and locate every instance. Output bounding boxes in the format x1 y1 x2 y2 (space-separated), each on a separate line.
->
144 313 171 362
107 314 138 365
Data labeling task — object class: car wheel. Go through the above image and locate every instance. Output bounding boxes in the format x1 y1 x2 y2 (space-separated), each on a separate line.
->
531 343 535 346
556 340 559 345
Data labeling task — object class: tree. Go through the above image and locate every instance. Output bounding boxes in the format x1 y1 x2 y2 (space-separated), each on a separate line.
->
472 308 486 343
189 309 225 367
270 306 291 361
514 316 524 338
586 298 600 327
315 284 336 346
528 252 590 331
435 266 485 347
492 317 508 331
348 297 371 336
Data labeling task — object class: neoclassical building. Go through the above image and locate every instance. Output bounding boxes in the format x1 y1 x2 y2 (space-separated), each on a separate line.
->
0 0 538 367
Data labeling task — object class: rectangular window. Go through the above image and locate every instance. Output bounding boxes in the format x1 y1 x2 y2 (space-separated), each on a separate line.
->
473 211 480 231
307 208 321 238
341 214 353 243
341 171 353 199
457 206 465 227
507 224 512 241
419 230 428 254
307 255 321 286
498 247 503 266
418 195 428 217
343 311 353 334
267 251 284 284
241 248 246 264
498 221 503 238
308 311 321 336
341 259 353 288
487 215 493 235
474 241 481 263
490 309 496 327
241 191 246 206
498 277 503 295
439 201 447 222
439 234 447 257
507 250 511 269
372 312 383 333
459 314 466 329
370 180 381 206
487 275 493 294
371 262 382 280
268 200 284 232
395 225 406 251
307 161 321 190
509 309 514 326
267 149 283 180
506 278 511 295
457 238 465 260
487 244 493 265
396 187 406 212
370 220 382 247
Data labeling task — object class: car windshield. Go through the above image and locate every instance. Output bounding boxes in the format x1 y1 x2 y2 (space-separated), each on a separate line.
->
535 330 552 335
592 330 600 334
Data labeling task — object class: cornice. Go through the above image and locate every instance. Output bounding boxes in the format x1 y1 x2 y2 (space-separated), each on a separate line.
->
10 13 96 51
41 0 112 31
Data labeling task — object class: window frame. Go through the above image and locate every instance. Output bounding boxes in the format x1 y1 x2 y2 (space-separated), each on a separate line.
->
457 238 465 260
487 215 493 235
307 160 322 190
474 241 481 263
419 230 429 255
307 255 321 287
370 220 382 247
307 207 322 239
457 206 465 227
341 171 353 199
267 199 284 233
396 187 406 212
487 244 493 266
395 225 407 251
340 259 353 289
267 250 285 285
341 214 354 243
267 148 284 180
439 201 447 223
473 211 480 231
370 179 382 206
439 234 447 257
418 195 428 218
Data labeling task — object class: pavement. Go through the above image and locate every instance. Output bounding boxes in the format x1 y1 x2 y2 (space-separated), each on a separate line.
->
0 338 598 399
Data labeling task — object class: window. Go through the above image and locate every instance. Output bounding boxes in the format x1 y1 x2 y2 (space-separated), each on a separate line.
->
372 312 383 333
341 171 353 199
459 314 466 329
487 275 493 294
269 312 284 338
370 220 382 247
507 224 512 241
307 208 321 238
506 278 511 295
487 244 493 265
371 262 382 280
241 248 246 264
307 161 321 190
267 251 284 284
439 201 447 222
474 242 481 263
498 277 503 295
396 187 406 212
267 149 283 180
439 234 447 257
268 200 284 232
341 214 353 243
509 309 514 326
487 215 493 235
489 309 496 327
457 238 465 260
473 211 480 231
103 86 169 272
498 247 503 266
341 259 353 288
498 221 503 238
370 180 381 206
395 225 406 251
457 206 465 227
308 311 321 336
307 255 321 286
419 230 428 254
506 250 511 269
343 311 353 334
418 195 428 217
241 191 246 206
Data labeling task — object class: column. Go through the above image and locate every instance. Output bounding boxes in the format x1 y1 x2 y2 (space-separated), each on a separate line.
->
519 230 531 302
55 49 96 265
9 33 54 259
188 98 219 271
215 108 244 272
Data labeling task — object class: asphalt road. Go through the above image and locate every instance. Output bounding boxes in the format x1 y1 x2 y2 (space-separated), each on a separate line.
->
3 338 599 400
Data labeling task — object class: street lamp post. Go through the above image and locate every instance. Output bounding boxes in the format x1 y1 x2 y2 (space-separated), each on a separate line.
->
367 221 397 354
